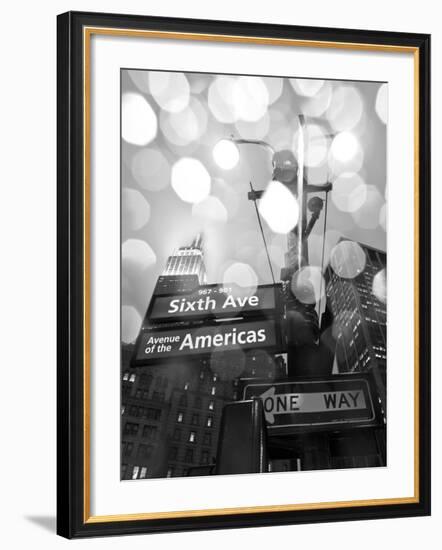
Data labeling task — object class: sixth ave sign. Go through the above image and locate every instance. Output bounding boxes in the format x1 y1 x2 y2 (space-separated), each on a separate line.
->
243 377 376 433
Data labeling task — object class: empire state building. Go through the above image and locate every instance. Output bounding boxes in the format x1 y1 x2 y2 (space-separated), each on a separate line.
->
154 234 207 296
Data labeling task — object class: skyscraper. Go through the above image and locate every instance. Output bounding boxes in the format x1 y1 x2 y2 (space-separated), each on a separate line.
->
325 241 387 414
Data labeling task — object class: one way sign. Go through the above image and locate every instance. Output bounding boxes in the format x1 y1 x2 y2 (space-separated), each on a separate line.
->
243 377 375 433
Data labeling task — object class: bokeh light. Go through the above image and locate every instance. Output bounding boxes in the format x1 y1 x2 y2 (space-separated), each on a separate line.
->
352 185 384 229
290 79 325 97
375 84 388 124
122 189 151 231
327 85 364 131
122 239 157 271
293 123 328 167
331 172 368 213
235 112 270 141
330 240 367 279
192 196 228 224
291 266 326 304
209 346 246 381
258 180 300 234
223 262 258 297
160 96 208 147
122 305 142 344
208 76 239 123
379 203 387 231
121 92 157 146
299 82 333 117
372 268 387 303
171 157 211 203
148 71 190 113
262 77 284 105
212 139 240 170
330 132 360 163
131 148 170 192
233 76 270 122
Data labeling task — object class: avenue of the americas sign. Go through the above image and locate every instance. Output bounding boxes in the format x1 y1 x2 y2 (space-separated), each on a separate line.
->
149 284 277 322
133 320 279 364
243 377 375 433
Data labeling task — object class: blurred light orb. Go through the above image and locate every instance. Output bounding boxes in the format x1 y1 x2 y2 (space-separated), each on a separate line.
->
160 97 208 146
330 240 367 279
352 186 385 229
131 148 170 191
375 84 388 124
121 92 157 146
331 172 368 213
127 70 150 94
187 73 210 94
212 139 240 170
293 123 328 167
148 71 190 113
262 77 284 105
299 82 333 117
223 262 258 296
330 132 360 163
290 79 325 97
208 76 239 123
235 112 270 141
122 189 151 231
210 346 246 381
192 196 228 224
122 239 157 271
171 158 211 204
379 203 387 231
233 76 269 122
266 108 294 152
259 180 299 234
327 86 364 131
372 268 387 304
122 305 142 344
291 266 326 304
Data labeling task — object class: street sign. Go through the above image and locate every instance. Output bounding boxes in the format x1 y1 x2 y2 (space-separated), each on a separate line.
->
148 284 278 322
243 377 376 433
132 319 280 365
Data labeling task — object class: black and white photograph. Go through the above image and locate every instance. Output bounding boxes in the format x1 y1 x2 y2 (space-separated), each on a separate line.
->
120 69 388 481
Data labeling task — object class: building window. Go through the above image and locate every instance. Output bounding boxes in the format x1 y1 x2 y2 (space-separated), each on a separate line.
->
194 396 202 408
173 428 181 441
199 370 205 380
152 391 165 402
184 448 194 463
208 401 214 411
132 466 139 480
169 447 178 460
179 394 187 406
184 382 190 391
212 374 217 382
142 425 157 440
121 406 125 415
167 468 174 478
121 463 128 477
203 433 212 446
129 373 136 383
123 441 134 457
191 413 199 426
201 450 209 464
211 386 216 395
206 416 213 428
123 422 139 436
233 391 238 400
123 371 129 381
188 431 196 443
135 389 142 399
146 407 161 420
137 443 153 459
177 412 184 423
139 467 147 479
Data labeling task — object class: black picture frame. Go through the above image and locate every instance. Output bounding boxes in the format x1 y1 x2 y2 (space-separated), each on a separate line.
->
57 10 431 539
